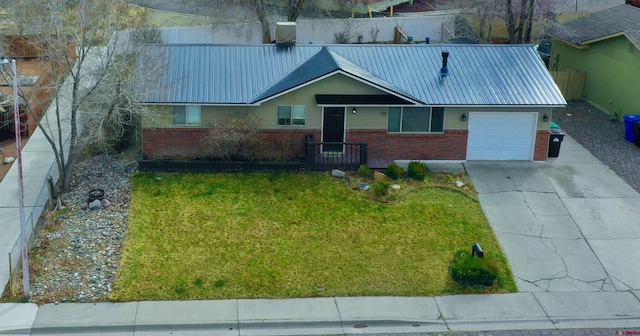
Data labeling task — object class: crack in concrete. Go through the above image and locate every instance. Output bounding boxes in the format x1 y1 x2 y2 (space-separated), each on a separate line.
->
607 274 636 291
521 192 544 237
516 192 615 292
473 167 636 293
523 235 614 292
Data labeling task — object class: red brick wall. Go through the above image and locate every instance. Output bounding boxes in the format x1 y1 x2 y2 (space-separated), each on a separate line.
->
143 128 317 160
347 129 468 160
143 128 210 159
144 128 555 162
143 127 469 160
256 129 319 161
534 129 550 161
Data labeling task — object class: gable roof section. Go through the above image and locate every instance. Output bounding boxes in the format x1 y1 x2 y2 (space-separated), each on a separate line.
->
251 47 420 104
143 44 565 107
548 5 640 48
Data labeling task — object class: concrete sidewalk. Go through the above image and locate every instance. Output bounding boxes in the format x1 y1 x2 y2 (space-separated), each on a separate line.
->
1 292 640 335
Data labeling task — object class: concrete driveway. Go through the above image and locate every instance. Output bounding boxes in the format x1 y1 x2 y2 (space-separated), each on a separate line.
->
465 135 640 292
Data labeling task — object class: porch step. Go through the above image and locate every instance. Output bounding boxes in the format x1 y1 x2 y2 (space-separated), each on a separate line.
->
367 158 395 170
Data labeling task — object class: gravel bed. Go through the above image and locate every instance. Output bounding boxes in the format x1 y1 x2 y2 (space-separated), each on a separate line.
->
29 154 137 305
552 101 640 194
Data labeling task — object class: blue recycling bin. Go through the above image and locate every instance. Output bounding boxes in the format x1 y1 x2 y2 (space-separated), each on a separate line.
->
624 115 640 142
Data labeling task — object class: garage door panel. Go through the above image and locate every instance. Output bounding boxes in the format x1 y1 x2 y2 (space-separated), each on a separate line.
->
466 112 537 160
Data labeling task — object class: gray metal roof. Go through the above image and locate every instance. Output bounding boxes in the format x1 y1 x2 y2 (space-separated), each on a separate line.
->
144 43 566 106
547 4 640 46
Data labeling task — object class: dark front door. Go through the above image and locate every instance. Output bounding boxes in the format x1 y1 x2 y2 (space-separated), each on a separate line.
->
322 107 345 152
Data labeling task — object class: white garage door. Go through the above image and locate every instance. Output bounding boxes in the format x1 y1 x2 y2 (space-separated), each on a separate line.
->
466 112 537 160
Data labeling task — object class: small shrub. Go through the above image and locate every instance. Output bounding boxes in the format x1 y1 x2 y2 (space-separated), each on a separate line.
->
609 110 620 122
372 181 389 196
201 114 262 161
357 164 371 178
384 163 404 180
450 250 498 287
406 161 430 181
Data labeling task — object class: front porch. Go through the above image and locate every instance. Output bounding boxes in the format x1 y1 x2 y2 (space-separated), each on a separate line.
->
305 141 393 170
138 140 395 173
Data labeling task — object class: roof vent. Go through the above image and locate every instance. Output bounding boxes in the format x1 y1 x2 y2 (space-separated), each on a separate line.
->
276 22 296 46
440 51 449 76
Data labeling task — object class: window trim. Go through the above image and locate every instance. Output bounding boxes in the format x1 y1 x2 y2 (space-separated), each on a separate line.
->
172 105 201 126
387 106 445 133
277 105 306 126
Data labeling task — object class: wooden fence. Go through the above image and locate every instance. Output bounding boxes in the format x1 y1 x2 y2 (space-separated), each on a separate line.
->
551 69 585 101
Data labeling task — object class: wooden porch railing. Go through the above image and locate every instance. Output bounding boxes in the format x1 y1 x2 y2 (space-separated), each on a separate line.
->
305 142 368 171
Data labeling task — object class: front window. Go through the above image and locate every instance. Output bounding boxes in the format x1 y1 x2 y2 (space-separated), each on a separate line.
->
172 105 201 126
387 107 444 133
278 105 306 126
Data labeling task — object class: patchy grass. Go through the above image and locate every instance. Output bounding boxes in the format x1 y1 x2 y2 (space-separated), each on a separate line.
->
110 172 515 301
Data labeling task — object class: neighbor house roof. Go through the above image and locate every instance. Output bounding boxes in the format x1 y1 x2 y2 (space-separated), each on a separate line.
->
143 44 565 107
547 4 640 48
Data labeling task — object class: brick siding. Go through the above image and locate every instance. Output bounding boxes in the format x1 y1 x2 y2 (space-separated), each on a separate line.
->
143 127 548 162
534 129 550 161
346 129 468 160
142 128 318 160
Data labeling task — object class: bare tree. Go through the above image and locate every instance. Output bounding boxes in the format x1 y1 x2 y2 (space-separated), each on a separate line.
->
286 0 305 21
434 0 549 44
192 0 366 44
5 0 165 193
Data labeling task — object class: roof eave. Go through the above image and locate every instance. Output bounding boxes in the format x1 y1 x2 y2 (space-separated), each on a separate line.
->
551 36 589 49
580 31 628 45
251 70 424 106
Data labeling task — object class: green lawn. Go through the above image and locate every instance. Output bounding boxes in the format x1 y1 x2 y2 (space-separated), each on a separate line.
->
110 171 516 301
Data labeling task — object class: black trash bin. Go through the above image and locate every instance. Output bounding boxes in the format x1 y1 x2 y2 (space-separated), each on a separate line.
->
634 121 640 147
548 128 565 157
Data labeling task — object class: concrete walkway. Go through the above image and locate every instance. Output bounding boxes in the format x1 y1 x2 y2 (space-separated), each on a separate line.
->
466 135 640 292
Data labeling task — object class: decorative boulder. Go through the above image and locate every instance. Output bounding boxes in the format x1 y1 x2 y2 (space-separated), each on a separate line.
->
332 169 346 178
88 199 102 210
373 171 387 182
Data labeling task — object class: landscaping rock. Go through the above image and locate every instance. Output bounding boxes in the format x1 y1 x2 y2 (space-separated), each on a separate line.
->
88 199 102 210
391 184 401 190
332 169 346 178
373 171 387 181
29 154 137 305
455 180 465 187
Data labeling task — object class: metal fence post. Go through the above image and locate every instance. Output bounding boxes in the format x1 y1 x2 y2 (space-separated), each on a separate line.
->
306 142 315 171
8 253 12 296
360 143 368 166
